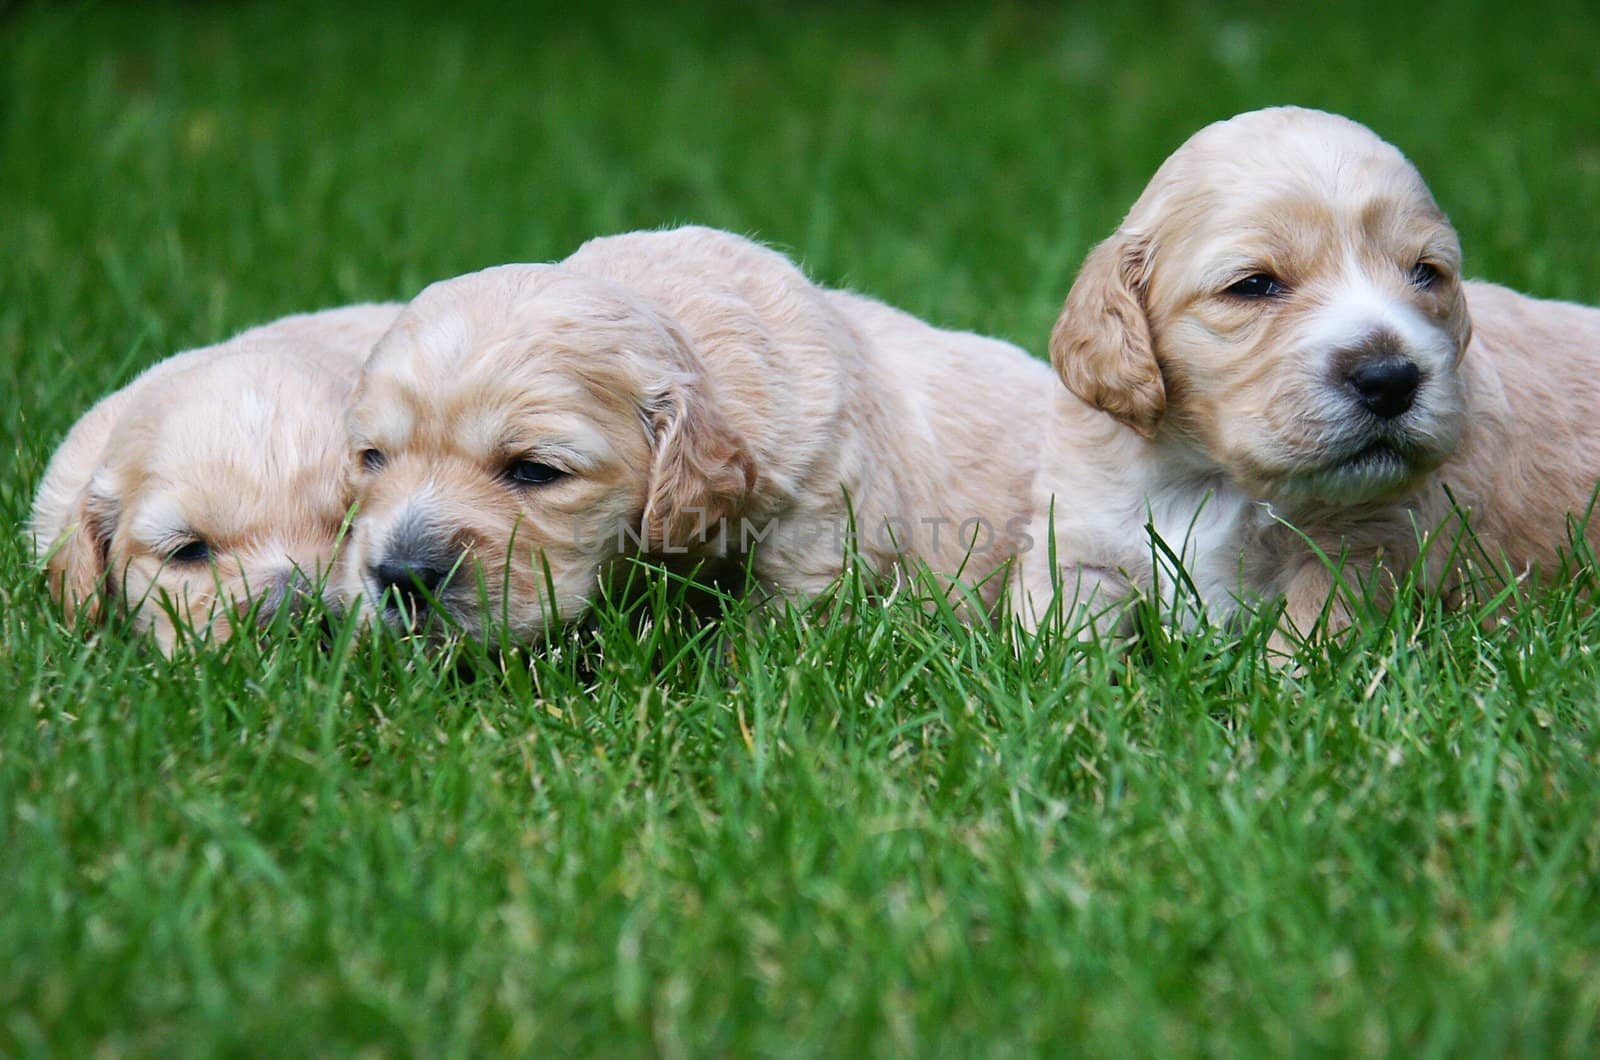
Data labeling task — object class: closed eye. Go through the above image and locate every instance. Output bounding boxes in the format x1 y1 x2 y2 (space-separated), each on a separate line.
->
1410 261 1442 289
166 539 211 564
502 459 568 488
359 448 387 472
1223 273 1289 299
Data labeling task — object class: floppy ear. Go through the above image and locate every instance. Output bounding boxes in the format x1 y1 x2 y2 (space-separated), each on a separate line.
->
641 373 757 553
42 478 118 626
1446 280 1473 365
1049 231 1165 437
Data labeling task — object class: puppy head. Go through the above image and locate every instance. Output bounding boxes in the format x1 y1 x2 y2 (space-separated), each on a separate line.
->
342 264 754 640
44 353 355 651
1052 107 1471 504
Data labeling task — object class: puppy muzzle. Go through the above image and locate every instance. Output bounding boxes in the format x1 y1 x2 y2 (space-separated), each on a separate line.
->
254 567 319 626
365 513 467 625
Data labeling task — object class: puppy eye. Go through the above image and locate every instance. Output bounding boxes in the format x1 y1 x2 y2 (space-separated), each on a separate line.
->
359 448 387 472
167 539 211 564
503 459 567 488
1410 262 1442 288
1224 274 1288 299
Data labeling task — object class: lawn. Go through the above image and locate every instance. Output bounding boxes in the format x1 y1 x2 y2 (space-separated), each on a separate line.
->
4 0 1600 1055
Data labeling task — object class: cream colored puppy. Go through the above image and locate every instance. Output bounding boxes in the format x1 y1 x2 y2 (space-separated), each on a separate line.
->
342 225 1053 638
1017 106 1600 637
32 304 400 650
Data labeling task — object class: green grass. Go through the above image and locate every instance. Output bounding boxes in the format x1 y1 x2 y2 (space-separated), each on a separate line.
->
5 0 1600 1054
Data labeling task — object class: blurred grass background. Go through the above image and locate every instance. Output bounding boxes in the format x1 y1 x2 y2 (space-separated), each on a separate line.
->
3 0 1600 1055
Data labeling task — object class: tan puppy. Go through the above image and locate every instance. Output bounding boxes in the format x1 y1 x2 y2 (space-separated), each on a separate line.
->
32 304 400 650
341 225 1053 638
1017 106 1600 637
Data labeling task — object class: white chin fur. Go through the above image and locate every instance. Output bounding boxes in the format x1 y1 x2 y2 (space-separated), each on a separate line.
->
1279 444 1426 505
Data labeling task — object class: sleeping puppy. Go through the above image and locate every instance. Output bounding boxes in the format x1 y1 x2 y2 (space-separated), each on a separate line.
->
341 225 1053 639
32 304 400 650
1016 106 1600 638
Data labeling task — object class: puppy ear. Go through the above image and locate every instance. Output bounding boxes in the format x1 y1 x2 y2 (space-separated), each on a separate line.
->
42 478 118 626
1447 282 1473 364
1049 231 1165 437
642 375 756 552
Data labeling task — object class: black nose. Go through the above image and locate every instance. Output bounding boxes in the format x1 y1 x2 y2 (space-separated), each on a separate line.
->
256 568 316 625
370 559 449 615
1346 358 1421 419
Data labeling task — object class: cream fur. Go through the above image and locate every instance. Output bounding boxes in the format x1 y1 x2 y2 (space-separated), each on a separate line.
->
340 226 1055 639
1017 106 1600 638
31 304 400 650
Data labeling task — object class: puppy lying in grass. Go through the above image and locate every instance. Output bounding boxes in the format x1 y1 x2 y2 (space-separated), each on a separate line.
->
1016 106 1600 640
32 304 400 651
342 225 1054 639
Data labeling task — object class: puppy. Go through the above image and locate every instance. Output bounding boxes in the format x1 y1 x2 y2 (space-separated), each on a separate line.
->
1016 106 1600 638
32 304 400 650
341 225 1054 638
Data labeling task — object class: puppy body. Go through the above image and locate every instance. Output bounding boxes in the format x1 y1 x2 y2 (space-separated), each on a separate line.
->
823 287 1054 597
345 226 1053 637
1435 283 1600 566
1019 107 1600 636
564 230 1052 601
32 304 400 648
